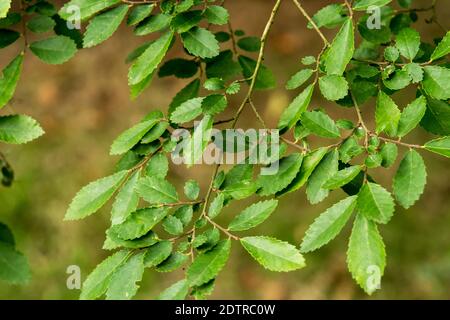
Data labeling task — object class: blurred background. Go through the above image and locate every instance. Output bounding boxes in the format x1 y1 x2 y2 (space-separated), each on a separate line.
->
0 0 449 299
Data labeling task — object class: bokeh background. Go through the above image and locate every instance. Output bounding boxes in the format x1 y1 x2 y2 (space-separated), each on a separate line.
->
0 0 449 299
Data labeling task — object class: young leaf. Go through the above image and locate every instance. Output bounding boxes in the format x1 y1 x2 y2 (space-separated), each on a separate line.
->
375 91 401 137
109 207 168 240
170 97 204 124
357 182 395 224
157 279 189 300
240 236 305 272
110 118 159 155
397 96 427 137
127 4 155 26
424 136 450 158
306 149 339 204
393 150 427 209
0 114 44 144
421 66 450 100
80 250 130 300
257 153 303 196
65 170 128 220
347 214 386 295
228 199 278 232
144 241 173 268
128 31 173 85
300 196 357 253
0 54 22 109
181 27 219 59
30 36 77 64
106 252 145 300
285 69 313 90
396 27 420 60
83 4 128 48
404 63 423 83
0 0 11 18
0 242 30 284
59 0 120 21
325 18 354 76
301 110 340 138
187 239 231 286
319 75 349 101
111 170 140 225
204 6 229 25
184 179 200 200
278 84 314 132
431 30 450 61
323 165 362 189
136 176 178 204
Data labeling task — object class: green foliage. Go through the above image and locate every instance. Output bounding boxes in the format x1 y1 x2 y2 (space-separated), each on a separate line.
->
1 0 449 299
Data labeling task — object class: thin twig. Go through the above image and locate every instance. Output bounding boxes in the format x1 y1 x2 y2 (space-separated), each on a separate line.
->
291 0 330 46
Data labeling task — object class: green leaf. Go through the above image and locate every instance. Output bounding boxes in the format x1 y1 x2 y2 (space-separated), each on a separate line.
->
431 30 450 61
375 91 401 137
145 153 169 178
0 242 30 284
397 96 427 137
257 153 303 196
158 58 198 78
240 236 305 272
319 75 349 101
208 193 225 219
26 15 56 33
0 114 44 145
278 147 328 196
404 63 423 83
127 4 155 26
383 70 411 91
157 279 189 300
306 149 339 204
380 142 398 167
396 27 420 60
187 239 231 286
301 196 357 253
162 216 184 236
202 94 227 115
128 31 173 85
134 14 172 36
106 252 145 300
170 10 202 33
0 54 22 109
181 27 219 59
110 207 168 240
110 119 159 155
323 165 362 189
238 55 276 90
170 97 204 124
59 0 120 20
422 66 450 100
285 69 313 90
142 121 169 144
237 36 261 52
184 179 200 200
278 84 314 132
182 115 213 166
0 0 11 18
357 182 395 224
136 176 178 204
168 79 200 115
308 4 347 29
228 199 278 232
30 35 77 64
104 229 158 250
80 250 130 300
384 46 399 62
325 18 354 75
420 98 450 135
156 252 188 272
206 50 241 81
204 77 225 91
393 150 426 209
111 170 140 225
204 5 229 25
301 110 340 138
424 136 450 158
83 4 128 48
144 241 173 267
347 214 385 295
0 29 19 49
353 0 392 10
